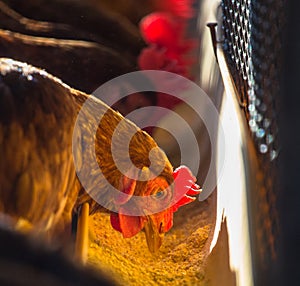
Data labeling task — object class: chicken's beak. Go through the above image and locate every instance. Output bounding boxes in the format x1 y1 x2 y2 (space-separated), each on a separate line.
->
143 217 164 253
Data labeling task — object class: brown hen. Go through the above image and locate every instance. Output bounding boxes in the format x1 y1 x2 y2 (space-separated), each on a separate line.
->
0 58 200 262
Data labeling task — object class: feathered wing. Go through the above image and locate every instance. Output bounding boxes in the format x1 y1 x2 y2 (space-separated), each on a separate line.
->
0 58 80 236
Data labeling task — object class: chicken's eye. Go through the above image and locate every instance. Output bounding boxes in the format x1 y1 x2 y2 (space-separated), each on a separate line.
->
154 189 167 200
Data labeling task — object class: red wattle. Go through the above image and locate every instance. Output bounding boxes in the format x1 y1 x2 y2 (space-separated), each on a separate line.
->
110 213 122 233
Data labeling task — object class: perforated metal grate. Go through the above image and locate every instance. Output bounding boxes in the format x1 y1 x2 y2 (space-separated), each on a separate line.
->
221 0 284 161
220 0 286 282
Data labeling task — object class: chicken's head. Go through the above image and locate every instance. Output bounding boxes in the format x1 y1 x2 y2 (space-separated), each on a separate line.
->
110 165 201 252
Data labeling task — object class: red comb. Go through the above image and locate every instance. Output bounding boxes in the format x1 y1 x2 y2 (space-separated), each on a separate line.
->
171 165 201 212
140 12 180 48
153 0 195 19
138 45 188 76
138 9 197 79
139 13 196 56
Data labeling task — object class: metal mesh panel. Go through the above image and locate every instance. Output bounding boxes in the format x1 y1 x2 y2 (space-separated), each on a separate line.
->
221 0 284 160
220 0 286 283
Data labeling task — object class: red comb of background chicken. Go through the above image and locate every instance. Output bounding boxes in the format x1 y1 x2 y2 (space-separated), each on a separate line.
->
138 45 187 76
136 0 197 135
139 12 181 49
153 0 195 19
138 0 196 79
138 15 196 78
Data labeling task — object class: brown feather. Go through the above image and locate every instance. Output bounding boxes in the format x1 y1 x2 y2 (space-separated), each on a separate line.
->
0 29 135 93
0 58 79 237
0 0 144 58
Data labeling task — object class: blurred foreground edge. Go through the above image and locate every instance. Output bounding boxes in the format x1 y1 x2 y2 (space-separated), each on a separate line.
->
0 226 115 286
277 0 300 285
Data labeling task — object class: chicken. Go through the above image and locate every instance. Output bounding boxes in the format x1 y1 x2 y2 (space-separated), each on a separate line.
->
134 0 197 135
138 0 197 78
0 58 201 261
0 28 135 93
0 1 197 137
0 0 144 59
